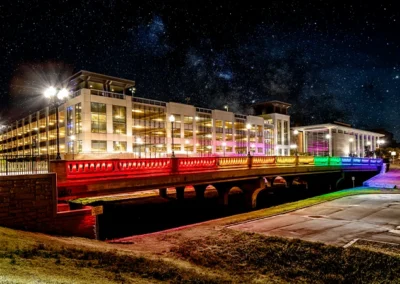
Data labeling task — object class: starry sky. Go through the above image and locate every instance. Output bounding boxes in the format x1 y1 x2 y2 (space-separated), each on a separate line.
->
1 1 400 138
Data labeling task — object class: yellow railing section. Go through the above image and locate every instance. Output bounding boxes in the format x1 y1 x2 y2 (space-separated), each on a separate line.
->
218 157 248 167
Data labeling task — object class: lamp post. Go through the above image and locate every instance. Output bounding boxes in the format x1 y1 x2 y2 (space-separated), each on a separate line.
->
70 135 75 160
169 115 175 158
348 137 354 157
246 123 251 156
222 141 226 157
44 87 69 160
185 139 189 157
224 105 229 112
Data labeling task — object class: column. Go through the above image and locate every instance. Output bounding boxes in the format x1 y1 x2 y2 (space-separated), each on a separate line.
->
125 96 133 152
360 134 365 158
328 128 332 157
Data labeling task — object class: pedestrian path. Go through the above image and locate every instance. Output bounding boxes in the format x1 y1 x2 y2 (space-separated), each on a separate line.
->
363 167 400 188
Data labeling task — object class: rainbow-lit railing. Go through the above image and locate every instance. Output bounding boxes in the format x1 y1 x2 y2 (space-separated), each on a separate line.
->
61 156 383 180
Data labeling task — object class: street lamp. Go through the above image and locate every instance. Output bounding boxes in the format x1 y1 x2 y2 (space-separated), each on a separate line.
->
185 139 189 157
222 141 226 157
70 135 75 160
169 115 175 158
246 123 251 156
391 151 396 164
44 86 69 160
224 105 229 112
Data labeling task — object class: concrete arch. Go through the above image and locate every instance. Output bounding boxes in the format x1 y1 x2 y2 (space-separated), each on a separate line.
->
250 187 267 209
204 185 219 198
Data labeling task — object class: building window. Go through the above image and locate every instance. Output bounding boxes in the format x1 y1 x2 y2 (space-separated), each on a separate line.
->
77 140 82 153
75 103 82 134
283 121 288 145
132 103 166 157
113 141 127 152
91 140 107 152
113 105 126 134
91 103 107 133
184 115 193 139
277 120 282 145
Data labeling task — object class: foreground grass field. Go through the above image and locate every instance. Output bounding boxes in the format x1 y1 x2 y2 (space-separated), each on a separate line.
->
1 187 399 283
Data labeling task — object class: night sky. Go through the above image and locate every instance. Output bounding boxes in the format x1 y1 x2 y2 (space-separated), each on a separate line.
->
1 1 399 138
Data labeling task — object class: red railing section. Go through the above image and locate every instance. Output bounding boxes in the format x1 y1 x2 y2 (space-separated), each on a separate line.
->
63 156 383 180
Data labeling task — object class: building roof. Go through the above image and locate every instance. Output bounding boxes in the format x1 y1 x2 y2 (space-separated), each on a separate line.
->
66 70 135 91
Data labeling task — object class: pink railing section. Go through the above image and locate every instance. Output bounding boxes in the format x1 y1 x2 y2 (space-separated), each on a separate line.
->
62 156 384 180
177 157 218 171
66 158 172 179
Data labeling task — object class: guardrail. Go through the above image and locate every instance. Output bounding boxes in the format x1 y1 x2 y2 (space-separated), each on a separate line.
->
0 155 50 175
58 156 383 180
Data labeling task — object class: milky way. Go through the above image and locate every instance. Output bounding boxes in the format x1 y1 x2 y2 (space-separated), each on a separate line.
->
0 1 399 138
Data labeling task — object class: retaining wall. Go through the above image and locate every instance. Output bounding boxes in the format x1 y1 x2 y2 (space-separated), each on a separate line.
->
0 173 96 239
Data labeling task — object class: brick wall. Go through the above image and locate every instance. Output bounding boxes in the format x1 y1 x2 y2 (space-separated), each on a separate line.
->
0 174 96 239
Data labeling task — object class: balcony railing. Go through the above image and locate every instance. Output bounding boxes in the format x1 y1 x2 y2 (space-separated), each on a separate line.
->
90 90 125 100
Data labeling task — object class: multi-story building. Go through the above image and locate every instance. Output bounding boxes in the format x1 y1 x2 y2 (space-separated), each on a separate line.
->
0 70 291 159
292 122 384 157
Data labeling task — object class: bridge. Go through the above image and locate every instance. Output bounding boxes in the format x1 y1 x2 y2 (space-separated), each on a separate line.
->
51 156 383 208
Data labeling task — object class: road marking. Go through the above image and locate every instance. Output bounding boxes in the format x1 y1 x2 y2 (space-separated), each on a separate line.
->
343 238 359 248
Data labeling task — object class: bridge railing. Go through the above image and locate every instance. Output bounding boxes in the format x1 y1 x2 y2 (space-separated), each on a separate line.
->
52 156 383 181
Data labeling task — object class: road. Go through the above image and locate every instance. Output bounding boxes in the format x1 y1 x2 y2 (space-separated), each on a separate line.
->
229 194 400 246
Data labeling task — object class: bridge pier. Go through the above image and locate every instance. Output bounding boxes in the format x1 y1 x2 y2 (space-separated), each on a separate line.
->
238 177 266 209
284 177 295 188
159 188 167 198
176 186 185 201
217 186 230 206
195 185 207 200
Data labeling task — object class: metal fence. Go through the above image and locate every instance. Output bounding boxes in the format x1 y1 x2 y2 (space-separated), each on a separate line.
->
0 155 50 175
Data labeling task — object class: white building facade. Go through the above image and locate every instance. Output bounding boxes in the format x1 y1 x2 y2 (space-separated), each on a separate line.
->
292 123 384 157
0 71 291 159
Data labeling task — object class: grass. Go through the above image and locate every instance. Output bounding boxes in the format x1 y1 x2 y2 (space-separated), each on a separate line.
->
171 229 400 283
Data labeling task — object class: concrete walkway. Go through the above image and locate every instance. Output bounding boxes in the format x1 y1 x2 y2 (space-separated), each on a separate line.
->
229 194 400 246
363 168 400 188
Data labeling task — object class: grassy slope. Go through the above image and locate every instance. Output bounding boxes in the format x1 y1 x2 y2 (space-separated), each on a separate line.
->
1 188 400 283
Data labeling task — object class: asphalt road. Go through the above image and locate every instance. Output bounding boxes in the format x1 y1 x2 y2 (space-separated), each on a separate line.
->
229 194 400 246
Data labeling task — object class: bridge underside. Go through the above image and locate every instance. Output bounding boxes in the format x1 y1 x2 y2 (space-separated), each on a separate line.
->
58 165 380 208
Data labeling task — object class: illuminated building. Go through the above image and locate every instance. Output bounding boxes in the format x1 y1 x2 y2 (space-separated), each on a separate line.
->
0 71 290 158
292 122 384 157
